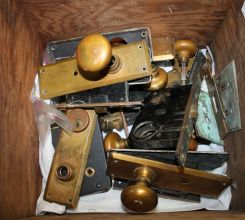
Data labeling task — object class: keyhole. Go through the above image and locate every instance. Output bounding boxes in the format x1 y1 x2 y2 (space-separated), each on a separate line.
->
76 119 81 128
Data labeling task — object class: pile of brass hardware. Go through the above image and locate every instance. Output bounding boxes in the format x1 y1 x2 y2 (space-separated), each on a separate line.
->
40 28 241 213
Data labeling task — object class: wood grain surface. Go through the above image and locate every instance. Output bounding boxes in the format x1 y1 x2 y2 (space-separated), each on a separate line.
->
20 211 245 220
1 0 245 219
21 0 234 47
211 2 245 211
0 0 44 219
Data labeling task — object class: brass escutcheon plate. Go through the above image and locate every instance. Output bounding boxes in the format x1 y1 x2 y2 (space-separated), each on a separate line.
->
107 152 231 197
39 41 152 99
44 110 96 207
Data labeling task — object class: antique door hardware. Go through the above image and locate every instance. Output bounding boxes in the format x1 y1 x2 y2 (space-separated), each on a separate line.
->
51 118 111 197
107 152 231 213
39 34 152 99
175 40 197 85
103 132 128 152
175 51 206 166
44 109 96 207
128 85 192 150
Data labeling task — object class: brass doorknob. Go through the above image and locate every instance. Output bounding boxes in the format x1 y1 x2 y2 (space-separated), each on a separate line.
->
145 67 168 91
175 40 197 63
175 40 197 85
76 34 112 72
103 132 128 152
121 167 158 213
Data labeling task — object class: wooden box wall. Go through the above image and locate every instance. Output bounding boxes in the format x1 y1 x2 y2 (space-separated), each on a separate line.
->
0 0 245 219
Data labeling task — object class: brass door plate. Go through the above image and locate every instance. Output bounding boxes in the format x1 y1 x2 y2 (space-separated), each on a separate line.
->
39 41 152 99
175 51 206 166
107 152 231 197
44 110 96 208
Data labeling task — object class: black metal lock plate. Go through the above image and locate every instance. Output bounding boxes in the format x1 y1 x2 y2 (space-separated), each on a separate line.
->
128 85 192 150
111 149 228 171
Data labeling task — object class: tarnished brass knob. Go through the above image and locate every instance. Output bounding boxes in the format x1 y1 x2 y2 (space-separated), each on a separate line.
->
145 68 168 91
76 34 112 72
175 40 197 63
103 132 128 152
175 40 197 85
121 167 158 213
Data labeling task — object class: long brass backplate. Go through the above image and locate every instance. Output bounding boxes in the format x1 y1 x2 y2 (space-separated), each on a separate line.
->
44 110 96 208
107 152 231 197
39 41 152 99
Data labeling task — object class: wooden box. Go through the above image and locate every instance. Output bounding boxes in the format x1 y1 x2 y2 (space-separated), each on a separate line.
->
1 0 245 219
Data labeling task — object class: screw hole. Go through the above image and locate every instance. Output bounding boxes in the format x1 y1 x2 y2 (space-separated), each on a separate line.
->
142 66 147 71
51 45 56 51
74 71 78 76
42 90 47 94
141 31 146 38
85 167 95 177
138 45 142 49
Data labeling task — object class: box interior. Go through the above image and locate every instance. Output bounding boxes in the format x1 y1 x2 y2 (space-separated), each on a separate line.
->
1 0 245 219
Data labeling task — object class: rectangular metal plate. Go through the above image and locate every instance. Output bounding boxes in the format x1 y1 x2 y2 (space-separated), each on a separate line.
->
215 60 241 132
44 27 153 63
51 120 111 196
206 76 228 139
39 41 152 99
112 149 228 171
44 110 96 207
107 153 231 197
196 89 224 145
175 51 206 166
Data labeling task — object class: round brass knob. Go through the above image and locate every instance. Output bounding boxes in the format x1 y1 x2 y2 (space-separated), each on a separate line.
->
121 168 158 213
175 40 197 63
145 68 168 91
103 132 128 152
76 34 112 72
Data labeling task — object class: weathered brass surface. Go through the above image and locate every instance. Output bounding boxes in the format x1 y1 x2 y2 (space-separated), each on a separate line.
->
107 153 231 198
99 112 123 132
103 132 128 152
44 110 96 208
67 108 89 132
76 34 112 72
166 69 181 88
145 68 168 91
39 41 152 99
175 40 197 63
175 51 206 166
121 167 158 213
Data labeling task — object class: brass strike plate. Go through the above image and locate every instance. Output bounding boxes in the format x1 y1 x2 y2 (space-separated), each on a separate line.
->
107 152 231 197
44 110 96 207
39 41 152 99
